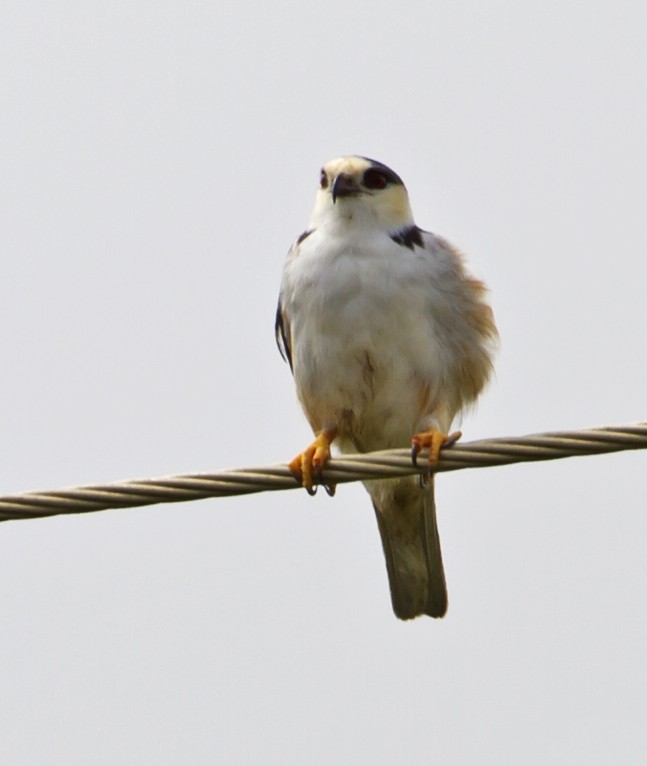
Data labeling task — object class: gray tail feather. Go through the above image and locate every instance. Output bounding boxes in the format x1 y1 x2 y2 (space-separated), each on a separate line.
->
371 477 448 620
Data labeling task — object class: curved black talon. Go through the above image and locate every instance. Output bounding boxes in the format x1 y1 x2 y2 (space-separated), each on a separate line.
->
305 485 318 496
323 483 336 497
418 471 431 489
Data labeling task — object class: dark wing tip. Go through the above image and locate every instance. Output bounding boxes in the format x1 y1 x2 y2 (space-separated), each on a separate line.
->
274 301 293 370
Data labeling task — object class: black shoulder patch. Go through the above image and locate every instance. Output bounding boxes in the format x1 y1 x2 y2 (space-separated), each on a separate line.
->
296 229 314 245
275 301 293 371
390 225 424 250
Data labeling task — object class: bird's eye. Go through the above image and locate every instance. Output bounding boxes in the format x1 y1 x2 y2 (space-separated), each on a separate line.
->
363 169 388 190
319 169 328 189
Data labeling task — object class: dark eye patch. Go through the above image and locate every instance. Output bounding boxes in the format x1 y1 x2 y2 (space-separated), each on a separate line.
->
319 169 328 189
359 157 405 187
363 169 387 190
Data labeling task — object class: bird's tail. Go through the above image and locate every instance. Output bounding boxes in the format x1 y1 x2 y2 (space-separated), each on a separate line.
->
369 476 447 620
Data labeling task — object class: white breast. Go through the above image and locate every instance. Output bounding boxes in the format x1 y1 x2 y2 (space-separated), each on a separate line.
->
280 225 461 453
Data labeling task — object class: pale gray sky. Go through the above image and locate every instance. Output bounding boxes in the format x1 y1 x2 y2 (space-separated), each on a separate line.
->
2 1 647 764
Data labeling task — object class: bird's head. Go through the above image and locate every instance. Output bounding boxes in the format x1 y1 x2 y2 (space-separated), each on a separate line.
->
309 156 414 231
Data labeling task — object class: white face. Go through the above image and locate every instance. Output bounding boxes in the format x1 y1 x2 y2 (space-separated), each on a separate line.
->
310 156 414 231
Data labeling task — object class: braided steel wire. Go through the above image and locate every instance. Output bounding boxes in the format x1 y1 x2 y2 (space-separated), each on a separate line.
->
0 423 645 522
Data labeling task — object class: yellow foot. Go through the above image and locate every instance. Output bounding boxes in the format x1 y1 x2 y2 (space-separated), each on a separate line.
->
411 428 462 468
288 429 337 496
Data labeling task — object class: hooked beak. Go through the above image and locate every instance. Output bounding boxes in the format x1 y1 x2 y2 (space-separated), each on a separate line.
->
331 173 361 203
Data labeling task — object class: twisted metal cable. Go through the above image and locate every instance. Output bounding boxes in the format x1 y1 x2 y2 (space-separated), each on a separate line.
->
0 422 645 523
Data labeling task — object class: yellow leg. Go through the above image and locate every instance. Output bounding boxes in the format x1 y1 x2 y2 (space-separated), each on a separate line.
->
411 427 462 467
288 428 337 495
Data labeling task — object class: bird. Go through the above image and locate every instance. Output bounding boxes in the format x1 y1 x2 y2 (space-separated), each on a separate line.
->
275 156 497 619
